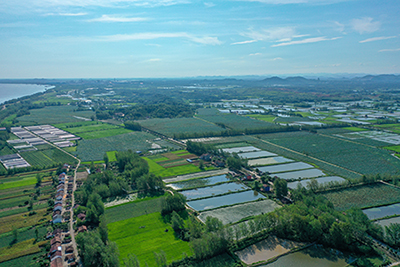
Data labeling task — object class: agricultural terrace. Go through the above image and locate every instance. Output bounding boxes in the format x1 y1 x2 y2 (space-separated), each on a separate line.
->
258 131 400 176
196 108 278 131
319 182 400 211
54 121 132 140
137 117 224 137
75 131 167 161
143 150 215 178
17 106 94 125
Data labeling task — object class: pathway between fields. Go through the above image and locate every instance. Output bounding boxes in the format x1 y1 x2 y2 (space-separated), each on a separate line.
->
248 136 362 177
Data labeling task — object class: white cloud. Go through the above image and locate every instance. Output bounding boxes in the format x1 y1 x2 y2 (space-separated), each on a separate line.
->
204 2 215 7
231 40 257 45
243 27 296 41
148 58 161 61
97 32 222 45
272 36 341 47
88 15 149 22
332 21 345 33
59 12 87 16
249 53 262 56
271 57 283 60
359 36 396 43
351 17 380 34
232 0 348 4
379 48 400 52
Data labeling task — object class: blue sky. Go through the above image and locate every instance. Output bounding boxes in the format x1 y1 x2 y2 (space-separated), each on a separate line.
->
0 0 399 78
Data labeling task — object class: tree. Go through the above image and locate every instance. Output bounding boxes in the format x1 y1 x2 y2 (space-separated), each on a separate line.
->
226 156 242 171
274 178 288 199
171 211 185 233
199 160 205 171
98 215 108 245
385 223 400 248
11 227 18 245
188 216 203 239
161 193 186 215
35 227 39 241
36 173 42 186
124 254 140 267
86 193 105 225
104 153 109 170
205 217 223 233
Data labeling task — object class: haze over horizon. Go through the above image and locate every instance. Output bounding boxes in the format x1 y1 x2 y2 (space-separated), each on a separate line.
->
0 0 399 78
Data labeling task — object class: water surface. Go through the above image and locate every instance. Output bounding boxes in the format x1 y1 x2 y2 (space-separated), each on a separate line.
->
0 84 49 104
180 182 248 200
363 203 400 220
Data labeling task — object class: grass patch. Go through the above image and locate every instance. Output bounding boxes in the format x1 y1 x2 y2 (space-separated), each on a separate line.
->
247 114 276 123
108 212 193 267
383 145 400 153
143 157 202 178
105 196 165 224
20 148 77 167
106 151 117 162
78 128 132 139
343 127 368 132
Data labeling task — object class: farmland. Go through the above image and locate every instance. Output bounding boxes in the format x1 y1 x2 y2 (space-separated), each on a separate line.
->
144 157 203 178
108 212 193 266
319 183 400 211
137 117 224 137
75 131 165 161
55 121 132 139
258 131 400 176
17 105 95 125
20 148 77 167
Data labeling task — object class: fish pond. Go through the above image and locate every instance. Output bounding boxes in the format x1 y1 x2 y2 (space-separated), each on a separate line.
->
258 162 313 174
166 174 231 190
249 157 293 166
187 190 266 211
363 203 400 220
287 176 346 190
179 182 249 200
258 245 349 267
235 236 304 265
238 150 277 159
376 216 400 228
274 169 325 180
222 146 260 154
198 199 280 225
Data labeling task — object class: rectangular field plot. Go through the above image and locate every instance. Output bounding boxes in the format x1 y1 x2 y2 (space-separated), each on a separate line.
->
363 203 400 220
166 174 231 190
180 182 249 200
108 212 193 266
17 106 95 125
259 131 400 176
249 157 293 166
319 182 400 211
258 162 313 174
20 148 77 167
187 190 266 211
137 117 224 137
350 131 400 145
287 176 346 189
238 151 276 159
198 199 280 225
376 216 400 228
163 169 228 184
222 146 260 154
273 169 325 180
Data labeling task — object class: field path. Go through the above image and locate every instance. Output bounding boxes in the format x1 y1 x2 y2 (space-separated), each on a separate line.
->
248 136 362 177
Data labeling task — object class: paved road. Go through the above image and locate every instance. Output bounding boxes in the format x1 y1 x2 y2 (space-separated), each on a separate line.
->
69 160 80 265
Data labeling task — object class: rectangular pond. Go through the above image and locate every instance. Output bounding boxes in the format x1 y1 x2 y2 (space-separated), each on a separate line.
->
235 236 304 265
238 150 277 159
258 245 349 267
180 182 249 200
258 162 314 174
187 190 266 211
198 199 280 225
223 146 260 154
363 203 400 220
376 216 400 228
249 157 293 166
166 174 231 190
287 176 346 190
274 169 325 180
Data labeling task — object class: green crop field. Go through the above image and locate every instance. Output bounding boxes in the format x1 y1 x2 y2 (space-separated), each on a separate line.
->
258 131 400 176
106 151 117 162
77 128 132 139
21 148 77 167
108 212 193 267
75 131 162 161
319 183 400 211
56 121 132 139
17 105 95 125
383 145 400 153
247 114 276 123
0 174 37 190
197 110 277 131
0 251 41 267
0 208 50 235
105 196 165 224
143 157 203 178
343 127 368 132
138 117 224 137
